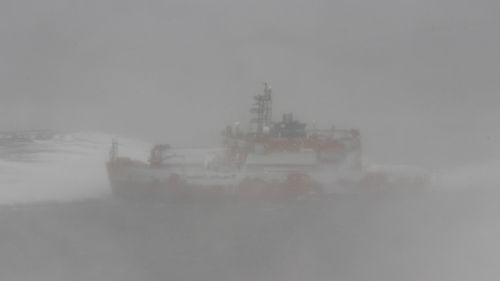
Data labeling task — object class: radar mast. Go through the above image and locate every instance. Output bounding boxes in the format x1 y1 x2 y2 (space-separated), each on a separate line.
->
251 82 273 137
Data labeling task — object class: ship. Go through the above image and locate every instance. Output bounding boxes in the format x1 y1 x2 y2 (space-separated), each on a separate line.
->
106 83 429 202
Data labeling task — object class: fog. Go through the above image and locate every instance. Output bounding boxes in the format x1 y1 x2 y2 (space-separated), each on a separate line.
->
2 0 500 166
1 0 500 280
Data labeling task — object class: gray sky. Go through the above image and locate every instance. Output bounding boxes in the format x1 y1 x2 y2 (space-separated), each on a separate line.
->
1 0 499 167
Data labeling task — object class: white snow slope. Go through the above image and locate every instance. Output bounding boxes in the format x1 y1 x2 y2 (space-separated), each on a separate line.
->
0 131 150 204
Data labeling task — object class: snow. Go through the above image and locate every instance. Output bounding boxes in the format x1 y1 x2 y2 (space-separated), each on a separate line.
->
439 160 500 190
0 131 151 204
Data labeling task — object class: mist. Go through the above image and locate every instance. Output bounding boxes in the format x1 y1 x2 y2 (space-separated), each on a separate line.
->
1 0 500 280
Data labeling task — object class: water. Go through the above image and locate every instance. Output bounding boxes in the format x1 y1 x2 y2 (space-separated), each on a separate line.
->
0 131 499 280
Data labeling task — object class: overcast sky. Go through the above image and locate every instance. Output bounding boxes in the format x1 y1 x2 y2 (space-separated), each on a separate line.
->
1 0 499 167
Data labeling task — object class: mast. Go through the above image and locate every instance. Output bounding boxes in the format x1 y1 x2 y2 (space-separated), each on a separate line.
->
263 82 272 129
251 82 273 137
109 139 119 162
